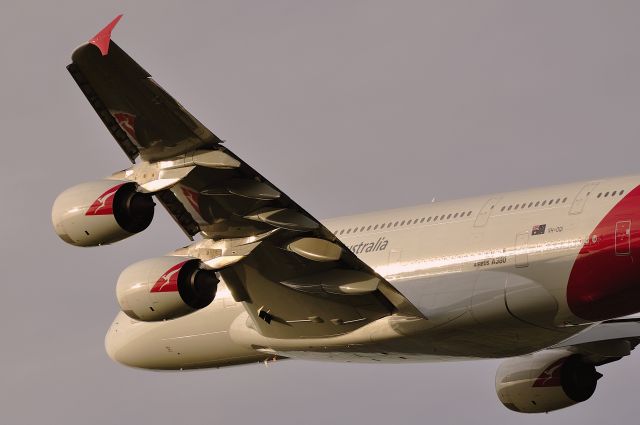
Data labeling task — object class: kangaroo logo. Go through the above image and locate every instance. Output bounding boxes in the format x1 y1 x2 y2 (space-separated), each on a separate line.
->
150 261 187 293
181 186 201 215
532 359 565 387
85 184 124 216
112 111 137 142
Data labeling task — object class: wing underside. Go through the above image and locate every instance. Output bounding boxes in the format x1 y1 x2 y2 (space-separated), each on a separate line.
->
68 17 422 339
552 319 640 364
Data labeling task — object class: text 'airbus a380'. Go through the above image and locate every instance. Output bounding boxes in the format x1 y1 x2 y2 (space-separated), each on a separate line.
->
52 16 640 413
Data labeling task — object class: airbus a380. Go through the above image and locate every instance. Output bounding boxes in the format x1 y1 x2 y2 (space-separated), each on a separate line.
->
53 16 640 413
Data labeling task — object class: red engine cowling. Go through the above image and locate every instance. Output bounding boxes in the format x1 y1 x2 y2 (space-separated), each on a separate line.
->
495 349 602 413
116 256 219 321
52 179 155 247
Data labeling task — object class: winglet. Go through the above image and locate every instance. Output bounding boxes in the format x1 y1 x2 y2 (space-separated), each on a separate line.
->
89 14 123 56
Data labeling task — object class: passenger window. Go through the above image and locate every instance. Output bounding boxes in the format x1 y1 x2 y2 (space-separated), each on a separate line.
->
454 213 459 218
612 191 617 196
562 197 567 202
541 201 546 206
427 217 432 222
500 206 505 212
394 221 399 227
507 205 512 211
420 218 425 223
400 220 405 226
528 202 533 208
467 211 472 216
620 190 625 195
535 201 540 207
374 225 379 230
440 215 445 220
604 192 609 197
447 214 452 219
346 229 351 234
367 225 372 231
339 230 344 235
360 226 365 232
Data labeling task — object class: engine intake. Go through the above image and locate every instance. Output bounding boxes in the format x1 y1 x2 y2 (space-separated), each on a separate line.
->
495 349 602 413
116 256 219 321
52 179 155 246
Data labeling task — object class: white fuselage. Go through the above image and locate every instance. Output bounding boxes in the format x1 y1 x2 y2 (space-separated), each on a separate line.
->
105 174 640 369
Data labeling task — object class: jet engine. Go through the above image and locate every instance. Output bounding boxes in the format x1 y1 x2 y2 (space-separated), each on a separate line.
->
495 349 602 413
52 179 155 247
116 256 219 321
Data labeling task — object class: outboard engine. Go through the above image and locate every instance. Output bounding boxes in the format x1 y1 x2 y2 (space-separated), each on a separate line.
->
52 179 154 246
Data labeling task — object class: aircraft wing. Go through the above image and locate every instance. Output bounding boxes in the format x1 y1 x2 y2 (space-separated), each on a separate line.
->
67 15 221 163
67 16 422 340
551 319 640 364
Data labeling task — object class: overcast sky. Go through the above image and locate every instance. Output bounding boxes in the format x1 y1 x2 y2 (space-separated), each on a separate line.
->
3 1 640 424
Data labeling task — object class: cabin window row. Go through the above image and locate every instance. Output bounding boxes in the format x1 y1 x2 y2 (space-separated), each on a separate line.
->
596 189 625 198
500 197 568 212
334 210 474 235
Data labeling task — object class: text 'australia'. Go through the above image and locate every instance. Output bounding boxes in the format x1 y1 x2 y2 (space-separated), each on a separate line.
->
348 237 389 255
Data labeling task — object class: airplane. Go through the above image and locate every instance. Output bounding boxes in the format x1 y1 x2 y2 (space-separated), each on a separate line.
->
52 15 640 414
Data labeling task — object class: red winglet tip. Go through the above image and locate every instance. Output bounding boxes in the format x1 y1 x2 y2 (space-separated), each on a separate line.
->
89 14 123 56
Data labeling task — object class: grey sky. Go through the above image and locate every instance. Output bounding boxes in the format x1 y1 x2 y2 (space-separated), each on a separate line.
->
3 1 640 424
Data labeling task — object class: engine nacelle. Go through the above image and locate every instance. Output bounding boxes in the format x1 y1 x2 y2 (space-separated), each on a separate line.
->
495 349 602 413
116 256 219 321
52 179 155 247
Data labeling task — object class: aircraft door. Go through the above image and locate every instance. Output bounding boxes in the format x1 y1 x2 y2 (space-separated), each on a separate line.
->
474 197 501 227
615 220 631 255
388 249 402 266
569 183 598 215
515 232 529 268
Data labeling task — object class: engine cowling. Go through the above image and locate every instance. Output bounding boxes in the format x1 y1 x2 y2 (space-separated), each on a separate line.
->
495 349 602 413
116 256 219 321
52 179 155 247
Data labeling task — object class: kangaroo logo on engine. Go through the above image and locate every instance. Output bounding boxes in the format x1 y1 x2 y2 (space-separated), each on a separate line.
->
150 261 187 293
85 184 124 216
